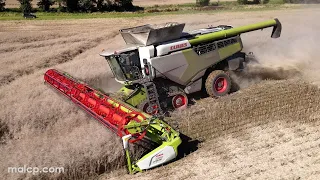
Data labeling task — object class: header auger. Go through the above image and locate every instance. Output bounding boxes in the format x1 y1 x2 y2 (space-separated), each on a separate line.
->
44 19 281 174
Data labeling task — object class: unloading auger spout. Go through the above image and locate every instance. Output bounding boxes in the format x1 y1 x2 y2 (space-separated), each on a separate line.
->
188 18 282 45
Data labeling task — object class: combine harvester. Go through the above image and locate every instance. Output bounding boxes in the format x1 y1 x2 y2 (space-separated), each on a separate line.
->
44 19 281 174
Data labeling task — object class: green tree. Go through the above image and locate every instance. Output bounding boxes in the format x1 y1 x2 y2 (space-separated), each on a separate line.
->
96 0 133 11
55 0 64 12
55 0 133 12
237 0 248 4
18 0 32 13
66 0 78 12
78 0 96 12
119 0 133 9
37 0 54 11
238 0 269 4
96 0 105 11
196 0 210 6
0 0 5 12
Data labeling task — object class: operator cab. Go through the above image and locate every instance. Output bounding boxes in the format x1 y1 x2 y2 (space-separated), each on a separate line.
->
100 48 142 84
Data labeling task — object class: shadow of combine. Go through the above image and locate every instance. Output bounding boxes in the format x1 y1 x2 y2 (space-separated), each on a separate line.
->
176 133 202 159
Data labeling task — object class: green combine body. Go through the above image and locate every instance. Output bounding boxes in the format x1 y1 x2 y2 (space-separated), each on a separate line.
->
98 19 281 173
101 19 282 115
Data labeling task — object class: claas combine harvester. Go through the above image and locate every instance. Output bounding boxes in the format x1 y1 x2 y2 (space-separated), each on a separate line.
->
44 19 281 173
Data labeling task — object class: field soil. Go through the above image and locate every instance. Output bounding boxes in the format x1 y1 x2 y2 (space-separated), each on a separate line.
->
1 6 320 180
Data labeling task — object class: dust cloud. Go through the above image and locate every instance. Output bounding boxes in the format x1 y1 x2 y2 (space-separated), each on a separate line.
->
232 11 320 89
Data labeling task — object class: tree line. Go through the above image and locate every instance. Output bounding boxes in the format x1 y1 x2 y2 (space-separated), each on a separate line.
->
0 0 134 13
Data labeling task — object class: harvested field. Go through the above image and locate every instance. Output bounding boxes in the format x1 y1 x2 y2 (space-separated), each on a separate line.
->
107 80 320 179
0 6 320 180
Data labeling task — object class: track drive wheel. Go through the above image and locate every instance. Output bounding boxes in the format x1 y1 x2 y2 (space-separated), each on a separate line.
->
137 100 159 115
205 70 231 97
172 93 188 110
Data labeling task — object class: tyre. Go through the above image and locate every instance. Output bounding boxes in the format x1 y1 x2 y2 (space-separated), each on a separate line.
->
137 100 158 115
171 93 188 110
205 70 231 97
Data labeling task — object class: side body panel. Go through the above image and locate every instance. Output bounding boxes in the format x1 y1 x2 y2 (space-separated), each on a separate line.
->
180 48 220 84
150 52 188 85
149 36 243 88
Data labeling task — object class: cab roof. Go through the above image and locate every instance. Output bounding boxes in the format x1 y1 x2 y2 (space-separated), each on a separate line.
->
99 46 138 57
